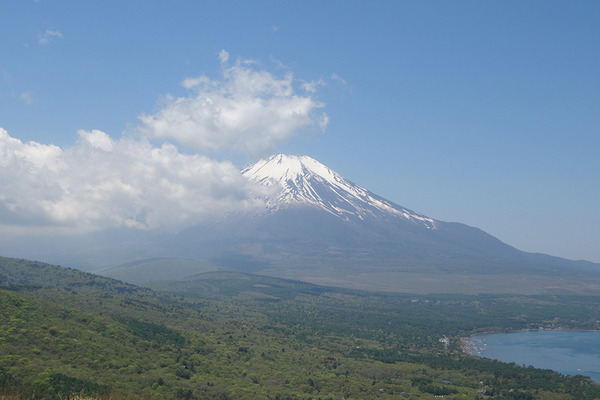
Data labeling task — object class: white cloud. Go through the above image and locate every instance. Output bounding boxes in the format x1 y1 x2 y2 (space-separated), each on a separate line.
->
331 73 348 87
318 113 330 131
139 51 328 157
78 129 114 152
0 51 324 235
0 127 268 234
20 91 34 106
219 49 230 64
181 76 210 89
302 79 325 93
38 29 64 45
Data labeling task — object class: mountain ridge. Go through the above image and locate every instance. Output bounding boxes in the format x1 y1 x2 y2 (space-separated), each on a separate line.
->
3 153 600 294
133 153 596 294
242 154 437 228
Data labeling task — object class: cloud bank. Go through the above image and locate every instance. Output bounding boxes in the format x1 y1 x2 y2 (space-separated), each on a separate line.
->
139 50 328 156
0 128 267 234
0 51 321 235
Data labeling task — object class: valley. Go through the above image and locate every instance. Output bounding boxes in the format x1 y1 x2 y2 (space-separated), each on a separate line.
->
2 256 600 399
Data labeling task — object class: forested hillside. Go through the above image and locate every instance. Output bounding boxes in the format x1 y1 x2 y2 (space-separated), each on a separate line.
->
1 256 600 399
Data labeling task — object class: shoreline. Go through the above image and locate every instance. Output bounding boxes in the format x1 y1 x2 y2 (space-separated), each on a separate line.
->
460 328 600 355
459 330 600 384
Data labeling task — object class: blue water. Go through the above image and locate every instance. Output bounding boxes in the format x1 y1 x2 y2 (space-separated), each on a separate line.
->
465 330 600 383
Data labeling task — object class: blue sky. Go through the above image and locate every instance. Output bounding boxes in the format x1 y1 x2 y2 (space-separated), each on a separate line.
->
1 1 599 262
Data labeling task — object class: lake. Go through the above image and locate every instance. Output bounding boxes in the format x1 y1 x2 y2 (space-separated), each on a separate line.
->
465 330 600 383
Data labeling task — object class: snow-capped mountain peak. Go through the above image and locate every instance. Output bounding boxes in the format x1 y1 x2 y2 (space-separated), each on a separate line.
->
242 154 436 229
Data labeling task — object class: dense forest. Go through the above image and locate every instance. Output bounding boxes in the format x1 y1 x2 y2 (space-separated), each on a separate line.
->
1 256 599 399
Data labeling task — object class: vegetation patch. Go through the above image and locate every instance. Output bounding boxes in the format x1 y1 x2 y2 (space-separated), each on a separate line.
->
120 318 186 347
1 256 600 399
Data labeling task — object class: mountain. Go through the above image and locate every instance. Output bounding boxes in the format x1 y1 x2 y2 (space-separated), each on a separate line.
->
239 154 524 262
154 154 599 294
98 257 222 286
241 154 436 228
3 153 599 294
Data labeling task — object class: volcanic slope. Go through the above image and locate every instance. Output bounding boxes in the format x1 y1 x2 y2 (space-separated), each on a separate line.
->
155 154 599 295
241 154 437 227
18 153 599 294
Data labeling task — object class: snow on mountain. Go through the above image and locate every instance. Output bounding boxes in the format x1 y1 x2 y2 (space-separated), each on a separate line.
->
242 154 437 229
